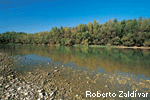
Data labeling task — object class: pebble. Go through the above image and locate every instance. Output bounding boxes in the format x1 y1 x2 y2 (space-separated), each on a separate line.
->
24 92 28 95
49 91 54 97
0 74 57 100
5 85 10 88
54 70 58 72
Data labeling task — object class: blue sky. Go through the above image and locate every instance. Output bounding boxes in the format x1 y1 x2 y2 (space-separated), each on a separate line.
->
0 0 150 34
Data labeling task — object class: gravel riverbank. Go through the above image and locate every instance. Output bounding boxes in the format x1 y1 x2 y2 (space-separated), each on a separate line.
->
0 53 57 100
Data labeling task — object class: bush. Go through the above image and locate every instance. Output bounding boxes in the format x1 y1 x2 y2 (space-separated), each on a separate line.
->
143 40 150 47
60 38 66 46
121 34 135 46
111 37 121 45
60 38 74 46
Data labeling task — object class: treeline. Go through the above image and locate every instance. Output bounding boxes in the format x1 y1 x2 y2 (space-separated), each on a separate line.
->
0 17 150 47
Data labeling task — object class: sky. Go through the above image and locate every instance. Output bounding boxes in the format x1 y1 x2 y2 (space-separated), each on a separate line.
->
0 0 150 34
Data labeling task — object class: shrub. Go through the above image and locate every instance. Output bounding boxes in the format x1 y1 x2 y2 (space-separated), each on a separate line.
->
143 40 150 47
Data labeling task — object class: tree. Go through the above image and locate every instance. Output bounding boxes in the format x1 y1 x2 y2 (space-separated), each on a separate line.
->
121 33 135 46
143 39 150 47
140 18 148 32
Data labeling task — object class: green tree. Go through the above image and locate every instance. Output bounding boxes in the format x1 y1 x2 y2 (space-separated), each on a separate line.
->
121 33 135 46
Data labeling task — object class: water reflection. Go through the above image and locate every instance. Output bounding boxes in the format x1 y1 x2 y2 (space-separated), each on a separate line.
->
0 44 150 80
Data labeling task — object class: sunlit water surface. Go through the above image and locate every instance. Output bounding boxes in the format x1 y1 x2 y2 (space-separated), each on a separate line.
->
0 44 150 82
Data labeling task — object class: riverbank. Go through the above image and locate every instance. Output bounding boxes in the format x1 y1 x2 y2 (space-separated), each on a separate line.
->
2 43 150 49
0 53 55 99
0 52 150 99
74 45 150 49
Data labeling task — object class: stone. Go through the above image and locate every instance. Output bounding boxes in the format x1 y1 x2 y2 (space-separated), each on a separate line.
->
54 70 58 72
5 85 10 88
24 92 28 95
49 91 54 97
39 92 43 96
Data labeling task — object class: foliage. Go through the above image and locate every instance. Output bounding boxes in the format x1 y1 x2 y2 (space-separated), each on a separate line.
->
143 39 150 47
0 17 150 47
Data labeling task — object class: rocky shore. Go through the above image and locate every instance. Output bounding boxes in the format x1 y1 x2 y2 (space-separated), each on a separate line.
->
0 52 150 100
0 53 57 100
0 76 54 100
